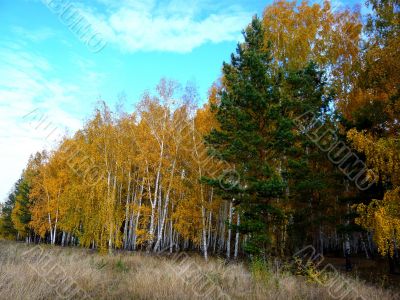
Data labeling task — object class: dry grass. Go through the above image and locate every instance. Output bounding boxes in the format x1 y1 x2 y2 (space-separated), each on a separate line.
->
0 241 398 300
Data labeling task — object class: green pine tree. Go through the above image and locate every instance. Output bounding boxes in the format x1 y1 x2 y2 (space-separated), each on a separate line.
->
206 17 329 257
0 181 19 239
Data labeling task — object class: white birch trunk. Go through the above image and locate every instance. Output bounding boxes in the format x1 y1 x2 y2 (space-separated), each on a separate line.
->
123 171 131 249
234 212 240 260
201 205 208 261
226 201 233 259
132 182 144 251
153 160 176 252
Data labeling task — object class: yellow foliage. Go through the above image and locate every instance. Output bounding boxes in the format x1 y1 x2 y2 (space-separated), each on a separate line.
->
347 129 400 185
262 0 362 100
355 188 400 257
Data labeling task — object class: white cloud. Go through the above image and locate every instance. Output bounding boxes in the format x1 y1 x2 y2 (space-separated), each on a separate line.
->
11 26 57 42
0 41 89 202
77 0 252 53
96 0 156 12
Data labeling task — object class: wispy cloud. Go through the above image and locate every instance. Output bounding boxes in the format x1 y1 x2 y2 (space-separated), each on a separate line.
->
0 39 98 201
77 0 252 53
11 26 57 42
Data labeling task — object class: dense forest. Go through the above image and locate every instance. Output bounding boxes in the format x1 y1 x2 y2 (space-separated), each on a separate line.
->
1 0 399 273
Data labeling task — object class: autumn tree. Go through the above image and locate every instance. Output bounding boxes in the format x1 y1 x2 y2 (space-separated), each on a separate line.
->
343 0 400 271
0 182 19 239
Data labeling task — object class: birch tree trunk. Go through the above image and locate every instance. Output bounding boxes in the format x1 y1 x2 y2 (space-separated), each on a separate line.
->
227 201 233 259
123 171 131 249
153 160 176 252
201 205 208 261
169 205 174 253
147 146 163 252
132 179 144 251
234 212 240 260
61 231 66 247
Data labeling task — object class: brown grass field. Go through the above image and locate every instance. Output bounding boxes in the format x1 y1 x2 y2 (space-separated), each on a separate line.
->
0 240 398 300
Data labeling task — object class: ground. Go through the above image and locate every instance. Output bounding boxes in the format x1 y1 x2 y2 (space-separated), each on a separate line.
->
0 240 398 299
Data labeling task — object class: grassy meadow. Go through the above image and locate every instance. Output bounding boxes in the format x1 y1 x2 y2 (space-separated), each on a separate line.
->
0 241 398 300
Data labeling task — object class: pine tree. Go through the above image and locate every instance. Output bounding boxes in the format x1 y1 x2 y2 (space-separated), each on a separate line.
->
0 182 18 239
206 16 330 257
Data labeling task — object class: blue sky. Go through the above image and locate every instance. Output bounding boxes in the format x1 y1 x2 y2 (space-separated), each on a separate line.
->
0 0 364 202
